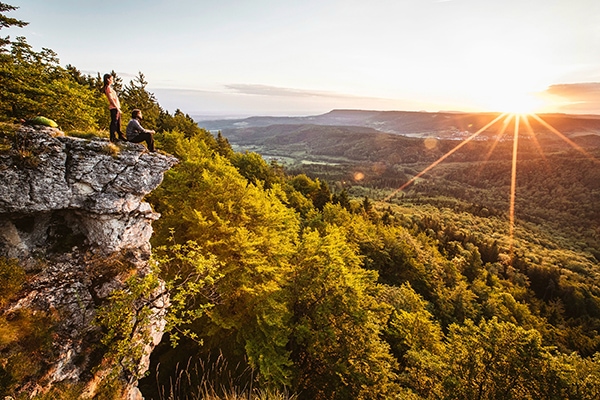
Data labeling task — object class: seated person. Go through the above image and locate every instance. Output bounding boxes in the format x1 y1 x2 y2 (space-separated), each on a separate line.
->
126 109 155 152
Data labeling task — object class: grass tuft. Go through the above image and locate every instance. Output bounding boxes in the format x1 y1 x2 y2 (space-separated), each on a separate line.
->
150 353 297 400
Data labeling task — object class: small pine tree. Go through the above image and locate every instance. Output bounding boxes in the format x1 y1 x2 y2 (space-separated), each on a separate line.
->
0 2 28 51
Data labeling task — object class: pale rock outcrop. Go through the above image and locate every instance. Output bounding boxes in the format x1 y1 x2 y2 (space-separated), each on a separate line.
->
0 125 177 398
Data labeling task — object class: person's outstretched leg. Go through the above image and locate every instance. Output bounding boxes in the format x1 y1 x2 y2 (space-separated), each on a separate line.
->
129 132 155 152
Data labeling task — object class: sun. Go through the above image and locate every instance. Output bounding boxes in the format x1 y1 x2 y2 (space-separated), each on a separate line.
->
483 91 543 114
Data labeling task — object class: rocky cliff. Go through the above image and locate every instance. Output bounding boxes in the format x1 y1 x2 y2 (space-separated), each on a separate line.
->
0 124 177 399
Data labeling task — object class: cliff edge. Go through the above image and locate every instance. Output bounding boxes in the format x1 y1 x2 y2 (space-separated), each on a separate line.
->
0 124 177 399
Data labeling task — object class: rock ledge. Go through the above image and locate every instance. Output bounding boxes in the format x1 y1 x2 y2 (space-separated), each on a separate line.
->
0 125 177 399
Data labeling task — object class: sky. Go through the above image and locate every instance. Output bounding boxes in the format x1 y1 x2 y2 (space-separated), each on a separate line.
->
7 0 600 117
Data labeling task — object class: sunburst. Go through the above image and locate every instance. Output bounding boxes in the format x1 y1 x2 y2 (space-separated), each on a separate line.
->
384 111 600 265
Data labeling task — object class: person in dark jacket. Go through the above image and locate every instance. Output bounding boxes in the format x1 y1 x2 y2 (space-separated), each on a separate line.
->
126 109 155 152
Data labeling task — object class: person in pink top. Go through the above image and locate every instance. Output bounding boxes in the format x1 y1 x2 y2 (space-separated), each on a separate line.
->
103 73 126 142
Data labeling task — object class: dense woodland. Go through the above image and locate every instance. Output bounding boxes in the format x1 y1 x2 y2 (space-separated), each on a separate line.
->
2 3 600 399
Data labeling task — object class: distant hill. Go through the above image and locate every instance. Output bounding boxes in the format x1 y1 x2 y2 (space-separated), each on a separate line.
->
199 109 600 138
198 109 600 171
217 124 436 164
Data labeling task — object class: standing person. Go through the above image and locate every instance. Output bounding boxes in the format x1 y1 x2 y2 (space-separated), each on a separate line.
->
126 109 156 152
103 73 125 142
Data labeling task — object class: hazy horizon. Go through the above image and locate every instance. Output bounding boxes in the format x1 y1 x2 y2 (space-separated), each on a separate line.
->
190 108 600 122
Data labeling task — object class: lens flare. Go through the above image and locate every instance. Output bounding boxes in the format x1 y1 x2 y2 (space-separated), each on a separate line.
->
383 113 508 202
424 137 438 150
353 171 365 181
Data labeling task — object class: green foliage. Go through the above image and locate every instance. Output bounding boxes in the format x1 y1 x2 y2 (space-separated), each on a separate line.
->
149 130 407 396
442 318 548 399
216 130 234 158
0 258 57 397
43 76 103 129
382 283 444 363
230 151 283 188
154 240 222 346
399 316 600 399
0 2 27 50
149 129 300 386
331 188 351 210
120 71 161 131
94 268 162 381
287 173 332 211
404 152 600 257
0 37 104 130
551 352 600 399
287 227 400 399
29 382 86 400
158 108 207 139
110 120 600 398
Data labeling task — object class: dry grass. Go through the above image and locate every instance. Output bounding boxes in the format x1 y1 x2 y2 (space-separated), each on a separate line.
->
152 353 297 400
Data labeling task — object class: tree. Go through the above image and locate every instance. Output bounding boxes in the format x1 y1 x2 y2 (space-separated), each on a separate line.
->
215 131 234 158
312 179 331 211
0 2 27 50
382 283 444 364
405 318 552 399
362 196 372 213
332 188 351 210
551 352 600 399
121 71 161 130
157 108 204 137
230 151 282 189
149 130 300 386
290 174 319 198
0 36 103 129
287 227 400 399
289 174 332 210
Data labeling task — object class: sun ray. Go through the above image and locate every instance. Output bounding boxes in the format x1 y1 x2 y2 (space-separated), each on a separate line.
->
476 114 514 176
383 113 509 202
509 114 520 262
531 114 600 164
383 109 598 268
520 114 548 164
520 114 556 182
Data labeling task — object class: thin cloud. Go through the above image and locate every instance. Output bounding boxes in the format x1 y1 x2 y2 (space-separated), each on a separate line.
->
545 82 600 99
152 85 446 116
225 84 358 99
542 82 600 114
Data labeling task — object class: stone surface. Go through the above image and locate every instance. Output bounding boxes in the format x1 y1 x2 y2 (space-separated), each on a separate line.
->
0 125 177 398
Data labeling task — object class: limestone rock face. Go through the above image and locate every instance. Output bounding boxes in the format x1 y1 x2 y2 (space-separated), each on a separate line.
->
0 125 177 398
